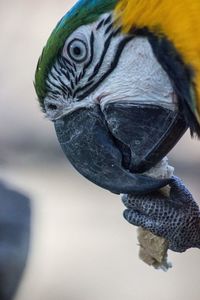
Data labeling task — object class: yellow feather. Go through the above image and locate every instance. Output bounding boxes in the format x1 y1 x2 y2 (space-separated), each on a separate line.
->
115 0 200 123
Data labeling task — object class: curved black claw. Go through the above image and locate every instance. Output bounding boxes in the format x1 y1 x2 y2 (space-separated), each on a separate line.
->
123 176 200 252
54 107 171 194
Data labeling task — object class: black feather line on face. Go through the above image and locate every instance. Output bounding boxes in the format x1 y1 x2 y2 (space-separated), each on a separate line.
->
133 28 200 138
103 14 112 26
51 34 132 102
78 36 133 100
63 19 124 100
87 31 114 82
104 24 113 36
46 75 66 96
96 19 104 31
46 16 128 109
80 32 95 81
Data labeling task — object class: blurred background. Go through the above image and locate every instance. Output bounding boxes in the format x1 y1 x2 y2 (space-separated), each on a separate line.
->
1 0 200 299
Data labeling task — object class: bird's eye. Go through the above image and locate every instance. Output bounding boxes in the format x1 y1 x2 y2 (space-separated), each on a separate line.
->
67 39 88 63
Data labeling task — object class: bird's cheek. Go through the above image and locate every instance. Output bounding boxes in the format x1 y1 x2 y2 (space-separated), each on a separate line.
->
54 106 172 194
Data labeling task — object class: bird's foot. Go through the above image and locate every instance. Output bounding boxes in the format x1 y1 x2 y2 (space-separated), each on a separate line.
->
122 176 200 253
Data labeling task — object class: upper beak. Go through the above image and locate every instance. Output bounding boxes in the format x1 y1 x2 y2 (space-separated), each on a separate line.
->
101 101 188 173
54 101 187 194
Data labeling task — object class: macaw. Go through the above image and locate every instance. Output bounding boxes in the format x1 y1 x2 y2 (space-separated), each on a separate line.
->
35 0 200 253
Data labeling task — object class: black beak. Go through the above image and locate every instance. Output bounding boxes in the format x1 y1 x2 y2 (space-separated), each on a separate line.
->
102 101 188 173
54 103 187 194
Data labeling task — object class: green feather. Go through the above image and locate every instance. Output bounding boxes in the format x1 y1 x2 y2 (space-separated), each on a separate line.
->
35 0 118 106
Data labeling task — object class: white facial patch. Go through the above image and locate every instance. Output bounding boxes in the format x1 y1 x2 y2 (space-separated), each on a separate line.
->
45 14 177 121
92 37 177 111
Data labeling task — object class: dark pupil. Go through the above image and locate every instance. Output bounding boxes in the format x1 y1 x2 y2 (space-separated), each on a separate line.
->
73 46 81 56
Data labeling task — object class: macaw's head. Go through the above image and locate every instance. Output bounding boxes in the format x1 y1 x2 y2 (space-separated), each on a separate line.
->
35 0 200 194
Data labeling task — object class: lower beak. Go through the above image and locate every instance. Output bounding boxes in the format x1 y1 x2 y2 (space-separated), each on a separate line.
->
54 102 187 194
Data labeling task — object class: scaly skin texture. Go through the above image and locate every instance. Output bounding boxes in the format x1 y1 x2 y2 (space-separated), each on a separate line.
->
122 176 200 253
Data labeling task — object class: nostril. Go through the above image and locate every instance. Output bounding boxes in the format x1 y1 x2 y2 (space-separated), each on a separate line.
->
48 104 58 111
